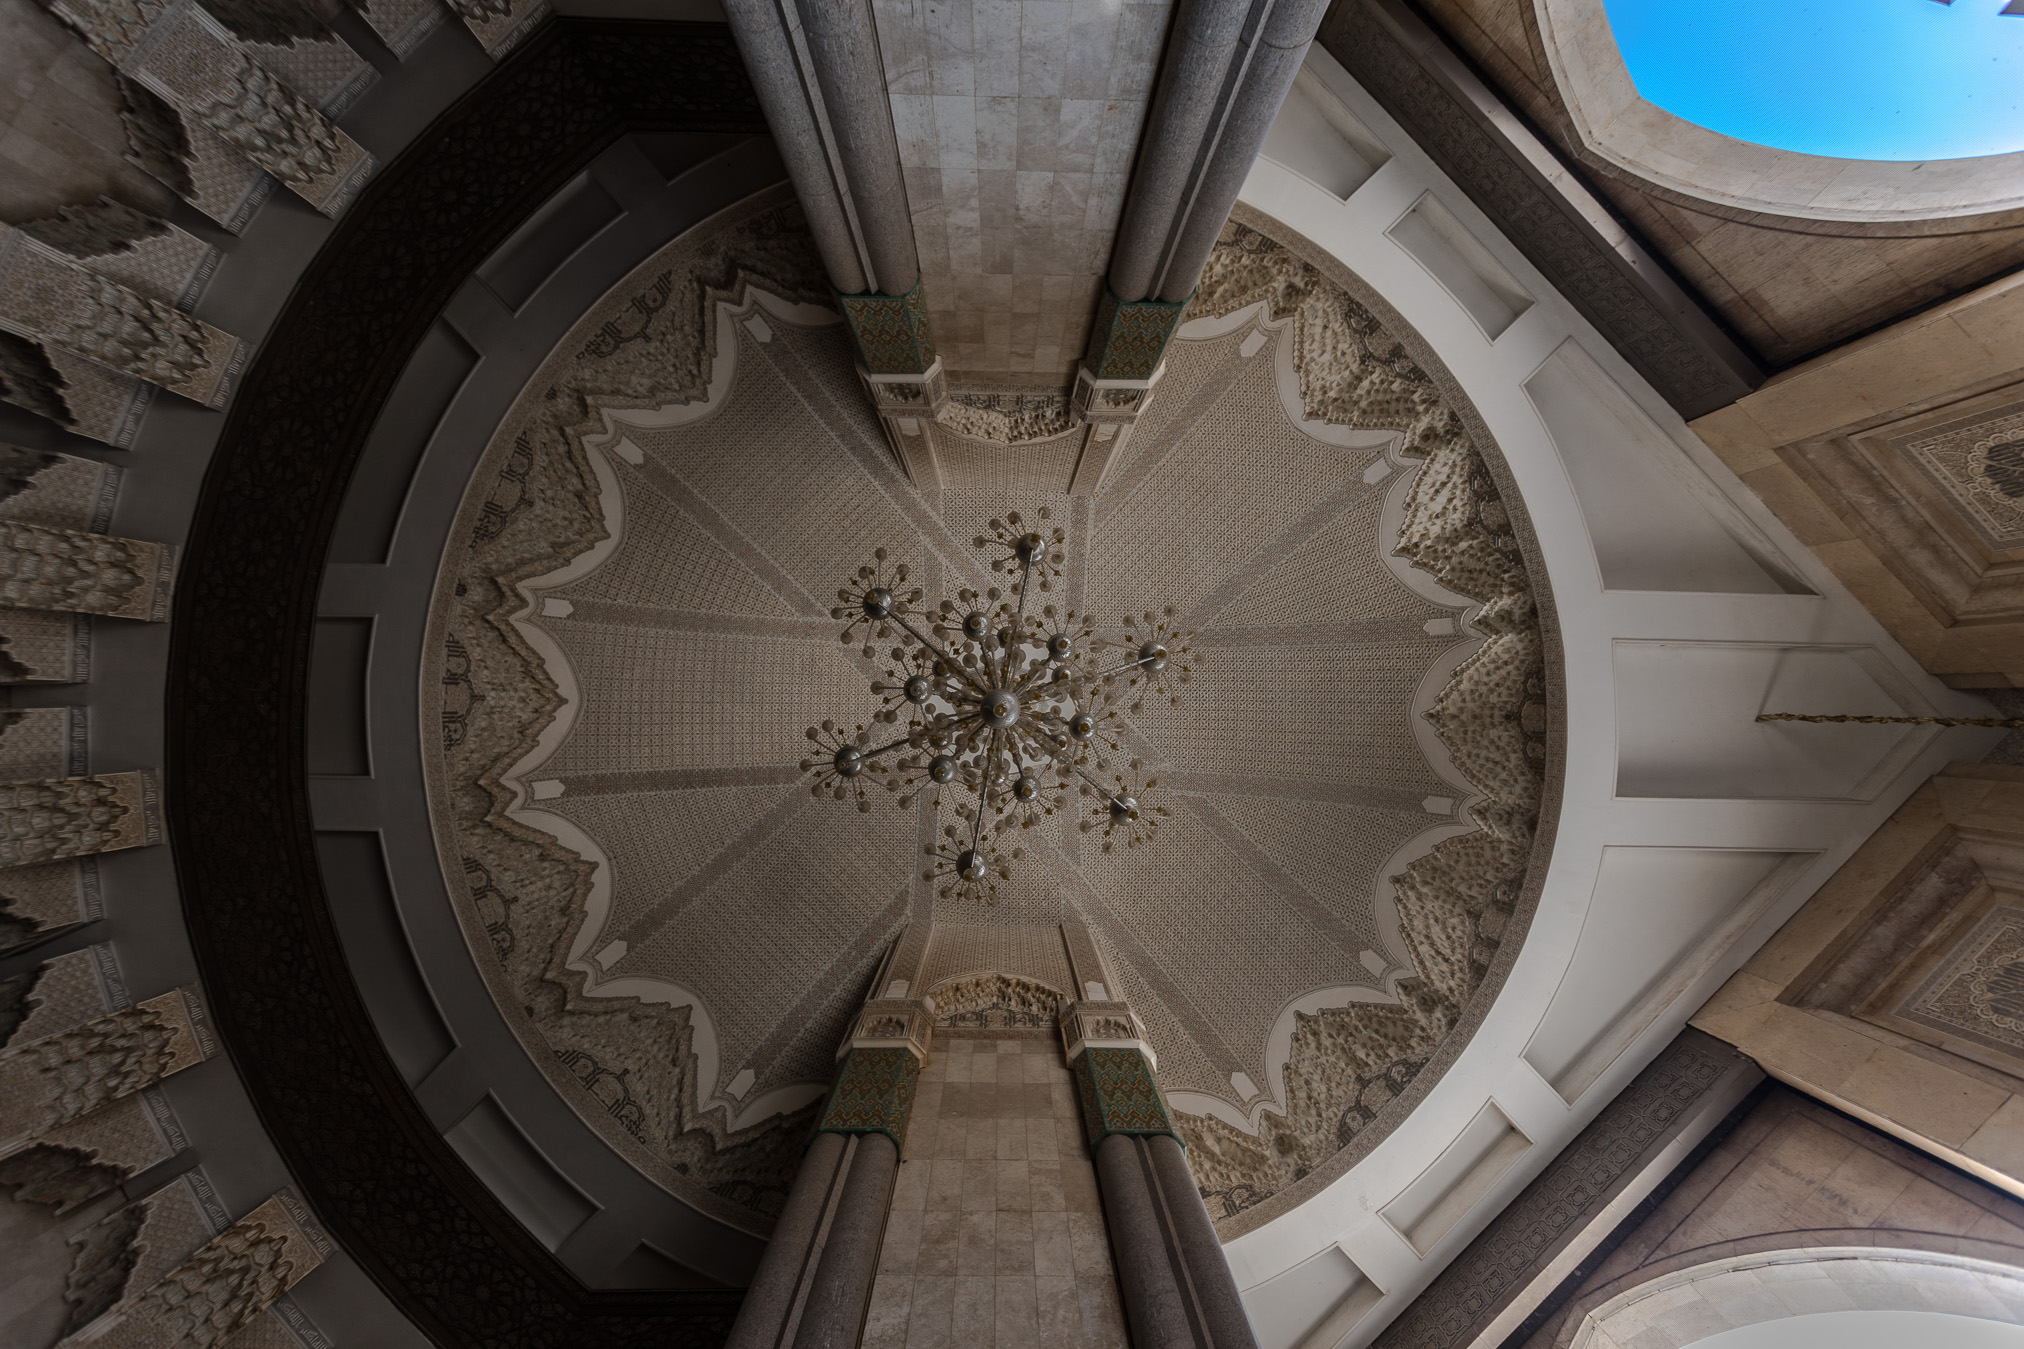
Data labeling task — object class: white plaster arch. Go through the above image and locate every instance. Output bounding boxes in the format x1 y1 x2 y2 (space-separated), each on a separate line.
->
1568 1247 2024 1348
1532 0 2024 222
1227 43 2007 1348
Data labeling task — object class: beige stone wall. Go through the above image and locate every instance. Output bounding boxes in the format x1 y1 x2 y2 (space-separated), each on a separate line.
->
1521 1085 2024 1348
1689 273 2024 683
1693 763 2024 1199
865 1033 1128 1349
0 0 173 223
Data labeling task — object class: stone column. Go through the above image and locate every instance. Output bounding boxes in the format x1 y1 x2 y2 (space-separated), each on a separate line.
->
720 0 949 480
1059 923 1259 1349
1070 0 1330 494
727 970 934 1349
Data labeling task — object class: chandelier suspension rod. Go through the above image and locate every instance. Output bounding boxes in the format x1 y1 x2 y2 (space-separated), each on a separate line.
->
1756 713 2024 728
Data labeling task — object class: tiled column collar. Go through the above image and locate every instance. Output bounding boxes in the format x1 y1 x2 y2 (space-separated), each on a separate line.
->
835 275 939 376
1071 1046 1181 1149
818 1047 923 1153
1082 286 1193 382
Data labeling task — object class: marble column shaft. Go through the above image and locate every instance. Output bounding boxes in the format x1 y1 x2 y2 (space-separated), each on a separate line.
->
1070 1043 1258 1349
1108 0 1330 305
719 0 869 294
720 0 920 298
727 1026 926 1348
792 0 919 295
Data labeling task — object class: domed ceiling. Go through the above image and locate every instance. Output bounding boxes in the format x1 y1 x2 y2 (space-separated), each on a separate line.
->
421 188 1554 1238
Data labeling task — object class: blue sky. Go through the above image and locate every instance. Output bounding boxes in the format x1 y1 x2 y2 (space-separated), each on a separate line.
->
1603 0 2024 161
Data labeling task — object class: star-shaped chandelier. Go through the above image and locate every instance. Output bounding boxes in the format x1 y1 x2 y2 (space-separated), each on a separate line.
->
802 509 1196 901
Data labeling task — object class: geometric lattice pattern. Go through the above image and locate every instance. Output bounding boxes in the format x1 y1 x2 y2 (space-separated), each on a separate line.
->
1072 1046 1180 1148
818 1048 923 1152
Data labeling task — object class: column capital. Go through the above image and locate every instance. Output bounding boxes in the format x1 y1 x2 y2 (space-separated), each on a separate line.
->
1072 1045 1181 1149
816 1047 921 1153
1059 997 1156 1069
842 995 935 1062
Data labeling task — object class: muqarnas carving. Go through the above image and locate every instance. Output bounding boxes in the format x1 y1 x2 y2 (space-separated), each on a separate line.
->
0 773 164 869
0 208 223 442
40 0 375 225
58 1190 331 1348
0 523 179 621
1165 220 1548 1225
0 985 214 1149
442 0 549 59
0 231 241 409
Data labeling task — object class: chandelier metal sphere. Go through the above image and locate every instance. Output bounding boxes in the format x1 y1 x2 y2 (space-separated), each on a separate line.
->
800 509 1196 902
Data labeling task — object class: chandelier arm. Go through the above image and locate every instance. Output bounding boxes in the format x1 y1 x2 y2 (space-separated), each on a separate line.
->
971 727 1002 854
889 611 991 696
857 730 919 762
1013 556 1035 631
1090 655 1150 679
1023 712 1121 801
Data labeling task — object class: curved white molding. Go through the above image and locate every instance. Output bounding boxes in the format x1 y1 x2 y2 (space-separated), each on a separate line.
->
1533 0 2024 221
1220 49 2004 1338
1570 1247 2024 1347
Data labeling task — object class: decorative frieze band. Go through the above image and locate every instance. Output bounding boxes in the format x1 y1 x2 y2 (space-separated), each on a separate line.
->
815 1047 922 1152
0 230 243 408
0 522 179 621
0 771 164 869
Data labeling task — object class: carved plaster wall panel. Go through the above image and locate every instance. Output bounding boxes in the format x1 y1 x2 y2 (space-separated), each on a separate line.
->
0 983 215 1148
1782 383 2024 632
0 332 154 448
58 1188 331 1349
418 192 1551 1235
352 0 446 57
0 707 90 780
0 859 98 957
0 448 122 535
0 611 93 684
16 198 218 314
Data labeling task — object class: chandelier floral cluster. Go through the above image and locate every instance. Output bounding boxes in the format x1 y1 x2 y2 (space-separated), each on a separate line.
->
801 509 1196 901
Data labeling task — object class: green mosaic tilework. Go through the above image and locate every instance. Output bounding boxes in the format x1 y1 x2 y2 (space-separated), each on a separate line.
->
1084 289 1189 381
1072 1046 1179 1148
837 277 938 375
818 1047 922 1150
